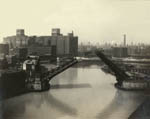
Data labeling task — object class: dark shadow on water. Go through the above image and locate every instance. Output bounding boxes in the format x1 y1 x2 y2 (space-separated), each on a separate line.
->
3 91 77 119
50 83 91 90
73 60 103 68
44 92 77 116
96 90 146 119
2 84 91 118
128 97 150 119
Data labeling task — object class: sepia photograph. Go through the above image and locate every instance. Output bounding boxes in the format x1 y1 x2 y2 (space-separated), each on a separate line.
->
0 0 150 119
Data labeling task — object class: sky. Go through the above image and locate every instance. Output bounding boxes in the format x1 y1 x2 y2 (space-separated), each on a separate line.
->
0 0 150 45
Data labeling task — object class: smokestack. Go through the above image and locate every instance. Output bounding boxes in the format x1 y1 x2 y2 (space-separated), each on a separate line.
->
123 34 126 46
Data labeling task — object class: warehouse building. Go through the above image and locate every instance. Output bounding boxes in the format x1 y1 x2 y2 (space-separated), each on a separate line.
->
0 44 9 55
3 29 29 48
112 47 128 57
3 28 78 57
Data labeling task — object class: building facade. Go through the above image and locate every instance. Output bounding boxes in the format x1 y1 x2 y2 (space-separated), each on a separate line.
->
0 44 9 55
51 29 78 56
112 47 128 57
3 28 78 57
3 29 29 48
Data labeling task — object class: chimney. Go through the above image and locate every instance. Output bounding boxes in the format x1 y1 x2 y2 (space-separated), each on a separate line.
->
123 34 126 46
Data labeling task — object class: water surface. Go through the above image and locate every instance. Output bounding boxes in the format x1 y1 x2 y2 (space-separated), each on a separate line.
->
2 61 146 119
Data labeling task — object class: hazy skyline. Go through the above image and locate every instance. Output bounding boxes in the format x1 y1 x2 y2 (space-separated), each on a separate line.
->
1 0 150 44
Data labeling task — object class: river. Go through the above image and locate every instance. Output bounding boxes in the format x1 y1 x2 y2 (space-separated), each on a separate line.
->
1 61 147 119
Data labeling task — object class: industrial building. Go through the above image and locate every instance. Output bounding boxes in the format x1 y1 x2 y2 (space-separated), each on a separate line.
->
3 29 29 48
0 44 9 55
3 28 78 57
112 47 128 57
28 46 55 56
51 29 78 56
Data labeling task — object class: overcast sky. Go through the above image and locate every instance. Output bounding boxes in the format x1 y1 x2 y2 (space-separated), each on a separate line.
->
0 0 150 44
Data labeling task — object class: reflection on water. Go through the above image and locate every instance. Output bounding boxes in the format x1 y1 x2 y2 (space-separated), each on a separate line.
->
2 61 147 119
